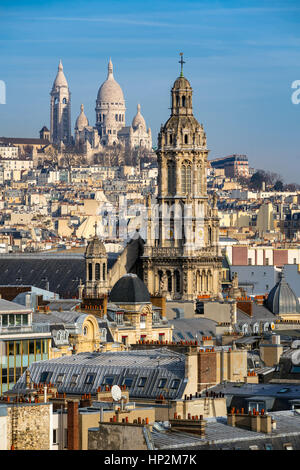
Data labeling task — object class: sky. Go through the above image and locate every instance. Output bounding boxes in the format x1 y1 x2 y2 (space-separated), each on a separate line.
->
0 0 300 182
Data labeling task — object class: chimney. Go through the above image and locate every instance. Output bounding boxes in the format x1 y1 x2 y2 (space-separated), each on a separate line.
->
67 401 79 450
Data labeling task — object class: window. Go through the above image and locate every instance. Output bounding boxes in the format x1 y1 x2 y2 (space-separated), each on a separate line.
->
181 162 192 193
122 377 134 388
184 134 188 144
170 379 180 389
248 258 252 265
265 259 269 265
39 371 53 384
2 315 8 326
121 336 128 346
196 301 204 314
102 376 115 386
182 95 186 107
53 429 58 445
158 378 167 389
95 263 100 280
138 377 147 388
70 374 79 386
265 444 273 450
84 373 95 385
56 374 65 386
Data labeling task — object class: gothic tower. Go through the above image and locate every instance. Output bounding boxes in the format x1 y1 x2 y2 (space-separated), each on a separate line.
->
142 55 223 301
82 226 108 298
50 60 72 145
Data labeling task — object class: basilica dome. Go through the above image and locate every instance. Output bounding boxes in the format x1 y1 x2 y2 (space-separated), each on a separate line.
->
132 104 146 131
75 104 89 130
97 59 124 104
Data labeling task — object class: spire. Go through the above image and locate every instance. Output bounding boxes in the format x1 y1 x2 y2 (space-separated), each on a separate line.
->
58 59 63 71
107 58 113 79
137 103 141 113
179 52 185 77
80 103 84 113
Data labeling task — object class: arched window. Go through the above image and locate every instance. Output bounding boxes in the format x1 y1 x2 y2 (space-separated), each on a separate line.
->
88 263 93 281
182 96 186 107
176 95 180 107
103 263 106 281
167 162 175 194
175 270 180 292
169 134 173 145
95 263 100 280
115 114 118 121
184 134 188 144
181 161 192 194
62 98 67 104
197 167 202 193
119 114 122 121
167 270 172 293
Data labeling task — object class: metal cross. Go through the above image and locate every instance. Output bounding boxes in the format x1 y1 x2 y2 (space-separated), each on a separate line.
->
179 52 185 77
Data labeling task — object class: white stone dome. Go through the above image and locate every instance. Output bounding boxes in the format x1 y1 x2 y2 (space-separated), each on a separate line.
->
52 60 68 89
97 59 124 103
75 104 89 130
132 103 146 130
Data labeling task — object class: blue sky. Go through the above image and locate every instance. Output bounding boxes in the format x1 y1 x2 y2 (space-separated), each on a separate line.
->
1 0 300 181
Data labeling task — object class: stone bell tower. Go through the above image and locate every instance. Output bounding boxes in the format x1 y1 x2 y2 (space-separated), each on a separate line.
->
142 54 223 301
81 224 108 298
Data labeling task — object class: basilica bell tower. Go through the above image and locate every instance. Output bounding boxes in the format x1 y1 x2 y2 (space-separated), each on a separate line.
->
142 54 223 301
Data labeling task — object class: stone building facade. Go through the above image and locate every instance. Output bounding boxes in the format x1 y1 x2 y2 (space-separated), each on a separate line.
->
3 402 52 450
142 62 223 300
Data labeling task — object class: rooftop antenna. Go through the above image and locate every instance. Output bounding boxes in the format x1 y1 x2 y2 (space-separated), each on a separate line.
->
111 385 122 402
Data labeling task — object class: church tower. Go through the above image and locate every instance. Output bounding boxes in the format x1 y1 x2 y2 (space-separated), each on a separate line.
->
142 54 223 301
82 225 108 298
50 60 72 145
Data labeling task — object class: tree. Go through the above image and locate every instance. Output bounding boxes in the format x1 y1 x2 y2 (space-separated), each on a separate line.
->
273 180 284 191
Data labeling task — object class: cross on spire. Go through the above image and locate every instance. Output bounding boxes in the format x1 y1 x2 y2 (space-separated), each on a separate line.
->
94 221 98 237
179 52 185 77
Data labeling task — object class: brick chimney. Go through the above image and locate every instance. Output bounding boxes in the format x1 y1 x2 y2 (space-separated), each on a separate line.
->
67 400 79 450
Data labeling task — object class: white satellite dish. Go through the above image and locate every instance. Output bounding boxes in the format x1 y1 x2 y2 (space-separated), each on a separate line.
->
111 385 122 402
291 349 300 366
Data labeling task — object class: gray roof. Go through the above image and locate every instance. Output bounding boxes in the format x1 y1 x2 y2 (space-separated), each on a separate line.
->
109 273 150 304
170 317 217 341
0 253 118 298
13 348 187 399
0 297 31 313
152 410 300 449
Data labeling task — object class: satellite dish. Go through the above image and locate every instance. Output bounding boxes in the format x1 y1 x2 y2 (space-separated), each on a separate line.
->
291 349 300 366
111 385 122 402
291 340 300 350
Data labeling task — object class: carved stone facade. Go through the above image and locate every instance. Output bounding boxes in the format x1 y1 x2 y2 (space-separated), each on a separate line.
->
142 63 223 300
